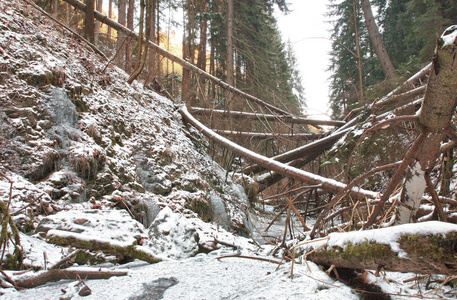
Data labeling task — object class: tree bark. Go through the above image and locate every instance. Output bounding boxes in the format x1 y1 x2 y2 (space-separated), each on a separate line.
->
116 0 127 66
212 130 325 140
352 0 364 104
46 229 161 264
107 0 113 39
182 0 192 105
127 0 152 84
245 126 353 174
226 0 234 79
360 0 397 80
94 0 103 45
125 0 135 74
196 3 208 71
180 105 377 199
440 147 453 196
51 0 58 18
145 0 157 85
15 269 128 288
397 34 457 224
84 0 95 44
190 107 345 127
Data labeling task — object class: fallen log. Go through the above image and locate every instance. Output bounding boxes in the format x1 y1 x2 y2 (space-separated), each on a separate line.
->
255 150 324 192
244 127 351 175
180 105 377 199
302 222 457 276
14 268 128 288
365 27 457 228
370 62 432 111
46 230 161 264
191 107 346 127
212 129 325 140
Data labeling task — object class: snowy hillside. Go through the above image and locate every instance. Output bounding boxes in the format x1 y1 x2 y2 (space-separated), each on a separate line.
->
0 0 257 270
1 0 253 243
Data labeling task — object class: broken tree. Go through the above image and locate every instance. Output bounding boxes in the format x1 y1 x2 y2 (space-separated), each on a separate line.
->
365 26 457 228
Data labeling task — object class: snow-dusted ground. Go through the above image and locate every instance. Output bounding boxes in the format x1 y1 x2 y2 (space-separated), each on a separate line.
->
3 248 454 299
2 254 360 300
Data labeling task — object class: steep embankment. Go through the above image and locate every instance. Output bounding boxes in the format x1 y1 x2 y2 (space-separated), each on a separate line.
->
0 0 253 264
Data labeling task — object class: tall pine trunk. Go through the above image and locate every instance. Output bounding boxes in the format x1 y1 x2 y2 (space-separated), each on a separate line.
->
360 0 397 80
94 0 103 45
352 0 364 104
84 0 95 44
125 0 135 74
116 0 127 66
51 0 58 18
145 0 157 86
226 0 234 128
196 3 208 71
226 0 234 88
127 0 152 83
182 0 194 106
107 0 113 40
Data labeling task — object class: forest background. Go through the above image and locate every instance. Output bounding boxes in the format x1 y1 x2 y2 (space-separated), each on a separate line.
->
38 0 457 123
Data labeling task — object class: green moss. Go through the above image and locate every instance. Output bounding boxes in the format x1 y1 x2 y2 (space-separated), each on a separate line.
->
75 250 91 265
400 232 457 262
110 134 124 147
313 240 395 261
2 253 22 270
310 232 457 273
185 198 212 222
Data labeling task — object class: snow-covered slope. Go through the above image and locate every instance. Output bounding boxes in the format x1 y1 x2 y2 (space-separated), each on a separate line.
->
0 0 254 262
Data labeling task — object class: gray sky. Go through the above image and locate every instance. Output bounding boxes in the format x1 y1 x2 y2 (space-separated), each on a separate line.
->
276 1 332 119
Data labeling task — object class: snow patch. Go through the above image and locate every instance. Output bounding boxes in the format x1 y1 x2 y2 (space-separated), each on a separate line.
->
441 25 457 47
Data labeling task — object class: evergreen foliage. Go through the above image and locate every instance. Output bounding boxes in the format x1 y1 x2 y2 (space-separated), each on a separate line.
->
36 0 305 115
207 0 305 114
328 0 457 119
328 0 384 119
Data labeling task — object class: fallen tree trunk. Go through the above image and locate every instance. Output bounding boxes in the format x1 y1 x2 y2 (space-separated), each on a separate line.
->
256 151 325 192
212 130 325 140
244 126 352 175
191 107 346 127
396 32 457 224
180 105 377 199
304 222 457 276
15 268 128 288
46 230 161 264
370 62 432 111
